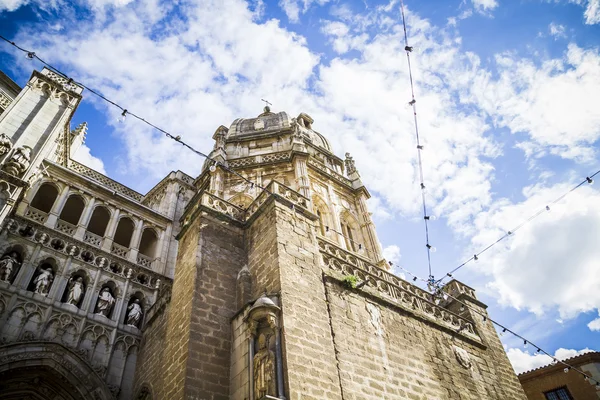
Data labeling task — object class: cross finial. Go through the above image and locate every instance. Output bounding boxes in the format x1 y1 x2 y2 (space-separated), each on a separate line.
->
261 98 272 113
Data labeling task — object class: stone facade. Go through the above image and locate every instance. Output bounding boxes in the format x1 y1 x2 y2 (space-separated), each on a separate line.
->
518 352 600 399
0 68 527 399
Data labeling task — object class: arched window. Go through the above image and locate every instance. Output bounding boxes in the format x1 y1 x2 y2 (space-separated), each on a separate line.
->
58 195 85 225
138 228 158 258
339 212 364 253
114 217 134 248
30 183 59 213
87 206 110 236
312 195 332 238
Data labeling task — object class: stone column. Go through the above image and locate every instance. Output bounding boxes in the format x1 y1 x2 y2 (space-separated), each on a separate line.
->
44 183 70 228
327 185 344 248
293 156 311 200
356 193 384 263
82 268 102 313
128 219 144 263
74 196 96 240
14 242 43 289
117 271 132 324
101 208 121 252
49 256 73 301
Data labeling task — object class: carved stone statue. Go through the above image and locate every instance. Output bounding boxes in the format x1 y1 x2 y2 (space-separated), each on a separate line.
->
253 333 276 400
33 267 53 296
126 298 143 327
344 152 356 175
0 252 20 282
95 287 115 317
66 276 85 306
4 146 32 176
0 133 12 156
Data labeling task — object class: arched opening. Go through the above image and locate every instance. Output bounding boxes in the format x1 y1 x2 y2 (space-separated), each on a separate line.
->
138 228 158 258
0 245 24 284
229 193 254 209
0 342 114 400
312 195 332 238
29 183 59 213
339 212 364 253
94 282 117 319
87 206 110 236
27 259 56 297
125 292 145 329
60 270 88 308
58 195 85 225
113 217 134 248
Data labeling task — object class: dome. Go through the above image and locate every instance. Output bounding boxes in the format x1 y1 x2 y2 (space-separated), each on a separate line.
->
227 108 292 139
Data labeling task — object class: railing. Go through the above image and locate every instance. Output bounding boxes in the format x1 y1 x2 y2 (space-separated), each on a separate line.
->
245 181 309 222
318 237 480 340
111 242 129 259
136 253 154 269
56 220 77 236
68 160 143 202
83 231 103 248
308 158 353 186
200 192 246 222
25 207 48 224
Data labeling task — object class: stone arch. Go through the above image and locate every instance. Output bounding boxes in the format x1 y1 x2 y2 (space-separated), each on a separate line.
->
58 193 86 226
114 216 134 248
229 193 254 209
27 257 58 296
339 210 365 253
138 227 158 258
87 205 111 237
312 194 333 237
30 181 59 213
0 341 113 400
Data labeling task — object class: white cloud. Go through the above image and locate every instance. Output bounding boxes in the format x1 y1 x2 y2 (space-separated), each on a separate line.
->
549 22 567 38
383 244 401 264
278 0 332 23
465 44 600 162
471 0 498 13
507 347 594 374
71 144 107 175
588 313 600 331
565 0 600 24
465 182 600 321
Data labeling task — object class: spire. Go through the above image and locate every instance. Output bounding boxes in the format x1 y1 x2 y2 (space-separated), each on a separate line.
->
70 122 88 142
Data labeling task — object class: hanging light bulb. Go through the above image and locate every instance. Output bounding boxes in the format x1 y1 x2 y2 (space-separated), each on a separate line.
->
482 315 487 322
586 177 593 184
412 276 418 282
209 162 217 173
426 244 437 253
551 359 558 365
523 340 528 348
546 205 550 211
564 367 570 373
584 375 589 382
473 254 479 261
459 304 465 312
118 109 128 123
26 51 35 60
405 45 414 52
63 78 73 92
424 215 437 221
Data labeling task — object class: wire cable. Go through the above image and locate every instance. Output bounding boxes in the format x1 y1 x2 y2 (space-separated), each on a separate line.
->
437 170 599 285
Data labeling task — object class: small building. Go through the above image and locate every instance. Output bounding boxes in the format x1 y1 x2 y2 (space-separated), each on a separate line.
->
518 351 600 399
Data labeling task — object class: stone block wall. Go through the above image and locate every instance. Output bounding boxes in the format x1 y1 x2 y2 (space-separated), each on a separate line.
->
323 279 527 400
229 309 250 400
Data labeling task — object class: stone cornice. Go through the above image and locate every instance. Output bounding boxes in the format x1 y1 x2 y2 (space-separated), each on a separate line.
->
0 70 21 96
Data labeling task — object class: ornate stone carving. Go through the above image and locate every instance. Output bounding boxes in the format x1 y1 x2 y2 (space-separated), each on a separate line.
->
0 133 13 156
253 333 276 400
94 287 115 317
126 299 143 327
4 146 32 177
453 345 473 369
66 277 85 306
0 251 20 282
33 266 54 296
344 152 356 175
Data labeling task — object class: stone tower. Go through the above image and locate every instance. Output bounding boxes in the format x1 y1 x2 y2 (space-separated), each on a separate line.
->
133 107 528 399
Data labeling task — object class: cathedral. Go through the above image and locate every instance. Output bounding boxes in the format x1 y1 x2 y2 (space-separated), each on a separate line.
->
0 67 528 399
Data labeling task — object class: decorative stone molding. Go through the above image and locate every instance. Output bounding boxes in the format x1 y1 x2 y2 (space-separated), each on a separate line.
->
318 237 481 342
308 158 353 187
68 159 143 202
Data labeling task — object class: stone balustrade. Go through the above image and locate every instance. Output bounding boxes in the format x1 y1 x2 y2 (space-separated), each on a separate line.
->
317 237 481 341
68 160 143 202
4 216 169 292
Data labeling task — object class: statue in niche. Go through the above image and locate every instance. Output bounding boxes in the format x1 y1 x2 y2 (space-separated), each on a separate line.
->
66 276 85 306
33 267 53 296
0 252 20 282
0 133 12 156
4 146 32 176
126 298 143 327
95 287 115 317
253 333 276 400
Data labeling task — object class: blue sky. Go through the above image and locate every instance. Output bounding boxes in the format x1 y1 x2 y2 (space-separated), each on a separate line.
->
1 0 600 374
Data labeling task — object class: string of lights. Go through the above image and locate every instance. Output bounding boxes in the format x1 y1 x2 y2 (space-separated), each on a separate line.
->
0 34 282 204
399 0 436 286
382 260 600 387
436 170 599 285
